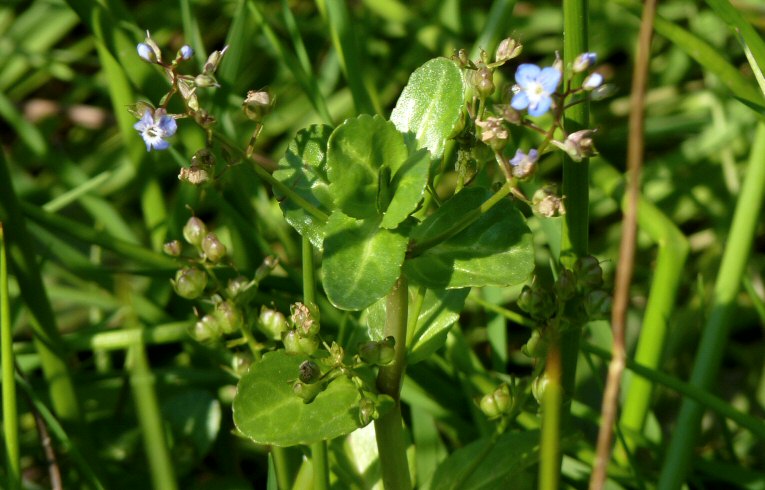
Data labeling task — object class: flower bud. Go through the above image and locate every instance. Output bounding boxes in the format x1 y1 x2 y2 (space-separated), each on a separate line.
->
554 268 577 301
495 37 522 63
574 255 603 291
378 336 396 365
192 314 221 341
522 329 548 358
183 217 207 246
572 52 597 73
178 166 210 185
359 398 376 426
329 342 345 367
127 100 156 120
475 116 508 152
298 360 322 384
453 48 470 67
214 300 243 334
293 379 325 404
203 46 228 74
585 289 612 319
553 51 563 74
226 276 249 298
532 373 549 404
479 392 501 419
499 104 523 125
282 330 319 356
479 384 512 419
291 302 319 338
509 148 538 180
191 148 216 167
202 233 227 263
254 255 278 283
163 240 182 256
532 187 566 218
517 284 554 320
552 129 597 162
179 45 194 60
473 66 495 98
258 307 288 340
172 268 207 299
193 109 217 129
194 74 220 88
243 90 273 122
583 72 604 90
231 352 252 376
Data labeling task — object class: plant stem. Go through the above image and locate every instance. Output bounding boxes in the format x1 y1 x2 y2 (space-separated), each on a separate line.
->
374 275 412 490
657 123 765 489
1 224 20 490
540 0 590 485
301 237 330 490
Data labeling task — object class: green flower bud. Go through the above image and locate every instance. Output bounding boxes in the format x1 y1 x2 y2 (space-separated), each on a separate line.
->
293 379 325 404
574 255 604 291
298 360 322 384
254 255 278 283
282 330 318 356
183 217 207 247
473 65 495 98
214 300 243 334
226 276 249 298
358 341 382 365
555 269 577 301
127 100 156 120
493 384 512 413
192 314 221 341
202 233 227 263
378 336 396 365
532 373 549 404
203 46 228 74
172 268 207 299
522 329 548 358
231 352 252 376
194 74 219 88
163 240 182 256
329 342 345 367
517 284 554 320
359 398 376 426
258 307 288 341
585 290 612 319
479 392 501 419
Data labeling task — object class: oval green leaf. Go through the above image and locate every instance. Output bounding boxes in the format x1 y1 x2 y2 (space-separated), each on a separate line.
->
390 57 465 159
322 211 408 310
233 350 364 447
381 148 430 229
404 187 534 289
327 115 409 220
366 286 469 364
273 125 334 249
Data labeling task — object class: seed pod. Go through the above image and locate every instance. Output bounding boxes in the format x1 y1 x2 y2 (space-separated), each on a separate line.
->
183 217 207 247
259 307 288 341
163 240 182 256
172 268 207 299
202 233 227 263
192 314 221 341
293 379 325 404
214 300 243 334
298 360 322 384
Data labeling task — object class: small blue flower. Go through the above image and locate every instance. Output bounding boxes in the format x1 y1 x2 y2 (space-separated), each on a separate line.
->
583 72 603 90
509 148 539 179
137 43 154 63
133 110 177 151
511 64 561 117
573 52 597 73
180 45 194 60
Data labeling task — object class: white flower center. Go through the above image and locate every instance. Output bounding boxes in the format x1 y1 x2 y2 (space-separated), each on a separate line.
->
142 124 165 145
526 81 547 103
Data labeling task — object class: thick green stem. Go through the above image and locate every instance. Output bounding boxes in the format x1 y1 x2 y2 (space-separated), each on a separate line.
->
1 224 20 490
302 237 330 490
657 123 765 489
374 276 412 490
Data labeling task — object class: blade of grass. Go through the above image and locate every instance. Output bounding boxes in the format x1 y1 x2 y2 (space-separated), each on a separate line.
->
469 0 516 61
657 122 765 489
316 0 378 115
0 152 82 428
1 223 20 490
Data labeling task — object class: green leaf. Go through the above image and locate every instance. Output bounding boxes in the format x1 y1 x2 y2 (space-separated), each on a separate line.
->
322 211 408 310
390 57 465 159
233 351 364 446
162 390 221 475
429 431 540 490
381 148 430 229
327 114 410 220
404 187 533 289
366 287 469 364
273 125 335 249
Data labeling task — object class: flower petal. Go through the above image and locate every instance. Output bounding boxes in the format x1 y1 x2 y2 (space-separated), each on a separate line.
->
528 96 552 117
133 110 153 131
153 139 170 151
511 92 530 110
515 64 541 87
158 115 177 136
538 67 561 93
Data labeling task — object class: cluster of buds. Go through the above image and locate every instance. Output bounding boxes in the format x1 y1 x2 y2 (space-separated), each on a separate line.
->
479 383 515 420
518 255 611 361
282 302 321 356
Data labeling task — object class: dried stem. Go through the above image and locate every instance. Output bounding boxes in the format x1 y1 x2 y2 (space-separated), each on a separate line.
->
589 0 657 488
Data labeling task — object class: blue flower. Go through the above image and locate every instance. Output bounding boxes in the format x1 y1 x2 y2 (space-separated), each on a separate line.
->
133 110 177 151
573 52 597 73
511 64 561 117
180 45 194 60
509 148 539 179
137 43 155 63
